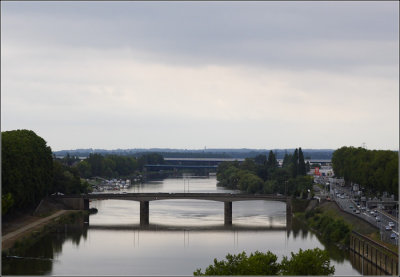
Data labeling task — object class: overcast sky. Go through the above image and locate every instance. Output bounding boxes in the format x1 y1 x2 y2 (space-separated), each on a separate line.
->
1 1 398 151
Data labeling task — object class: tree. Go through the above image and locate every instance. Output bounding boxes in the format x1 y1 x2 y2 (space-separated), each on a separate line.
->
332 146 398 199
267 150 278 169
280 248 334 275
254 154 267 165
76 160 92 178
194 248 334 276
298 148 306 175
291 149 299 178
240 158 257 174
53 160 90 194
282 153 292 168
2 193 14 216
194 251 280 276
2 130 54 215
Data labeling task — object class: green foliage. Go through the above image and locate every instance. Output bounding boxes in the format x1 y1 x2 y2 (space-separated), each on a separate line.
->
76 153 140 178
291 149 299 178
282 153 292 168
267 150 278 169
307 211 351 245
194 251 280 276
53 160 89 194
216 148 311 196
332 147 398 198
2 193 14 215
194 248 334 276
2 130 54 214
238 172 264 193
280 248 335 275
137 153 164 168
298 148 307 175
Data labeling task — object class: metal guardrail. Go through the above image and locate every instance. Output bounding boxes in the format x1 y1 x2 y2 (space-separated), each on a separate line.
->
351 230 398 257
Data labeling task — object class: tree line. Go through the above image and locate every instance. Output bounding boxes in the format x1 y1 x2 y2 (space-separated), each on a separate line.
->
75 152 164 178
216 148 313 197
1 130 166 216
332 146 398 198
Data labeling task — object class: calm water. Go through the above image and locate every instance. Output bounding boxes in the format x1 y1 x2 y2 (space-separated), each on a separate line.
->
3 176 367 275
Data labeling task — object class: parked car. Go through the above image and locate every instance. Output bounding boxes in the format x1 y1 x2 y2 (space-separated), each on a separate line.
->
385 225 392 231
389 222 395 227
355 210 360 214
376 216 381 222
390 233 397 239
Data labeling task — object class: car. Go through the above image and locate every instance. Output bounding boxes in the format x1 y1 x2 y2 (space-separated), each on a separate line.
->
370 211 375 216
355 210 360 214
390 233 397 239
389 222 395 227
349 205 354 209
376 216 381 222
385 225 392 231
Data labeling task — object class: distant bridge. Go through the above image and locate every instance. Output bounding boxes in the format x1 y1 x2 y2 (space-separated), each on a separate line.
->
144 164 218 170
145 157 245 171
51 193 290 226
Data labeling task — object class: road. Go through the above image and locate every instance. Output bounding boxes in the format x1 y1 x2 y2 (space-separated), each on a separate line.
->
328 183 398 245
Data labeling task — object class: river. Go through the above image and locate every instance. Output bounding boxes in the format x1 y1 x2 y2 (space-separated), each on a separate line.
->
2 176 370 275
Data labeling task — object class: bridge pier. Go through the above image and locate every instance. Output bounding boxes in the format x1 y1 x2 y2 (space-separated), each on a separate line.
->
224 201 232 226
140 201 149 226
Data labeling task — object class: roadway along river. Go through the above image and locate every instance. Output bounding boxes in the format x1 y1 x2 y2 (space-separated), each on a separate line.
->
3 176 365 275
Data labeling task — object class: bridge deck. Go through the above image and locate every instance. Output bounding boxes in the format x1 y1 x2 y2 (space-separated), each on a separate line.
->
54 193 288 202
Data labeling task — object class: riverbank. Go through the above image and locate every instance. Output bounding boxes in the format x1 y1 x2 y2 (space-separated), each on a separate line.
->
295 200 398 253
2 210 75 251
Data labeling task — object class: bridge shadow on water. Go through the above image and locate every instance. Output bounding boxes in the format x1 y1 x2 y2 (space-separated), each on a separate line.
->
87 223 287 232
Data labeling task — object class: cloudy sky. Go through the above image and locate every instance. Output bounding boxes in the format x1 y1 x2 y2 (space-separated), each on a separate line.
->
1 1 398 151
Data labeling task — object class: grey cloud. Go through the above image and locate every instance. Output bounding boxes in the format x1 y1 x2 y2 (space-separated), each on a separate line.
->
2 1 398 72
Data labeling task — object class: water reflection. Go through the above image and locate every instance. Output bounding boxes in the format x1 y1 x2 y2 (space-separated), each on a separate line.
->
3 213 362 276
349 251 388 275
2 214 89 275
2 177 364 275
88 223 287 231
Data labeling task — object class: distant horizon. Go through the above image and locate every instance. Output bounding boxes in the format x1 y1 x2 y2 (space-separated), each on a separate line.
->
51 146 398 153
